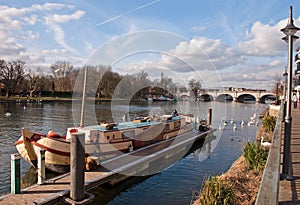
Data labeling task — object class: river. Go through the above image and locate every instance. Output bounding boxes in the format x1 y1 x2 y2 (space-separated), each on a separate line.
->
0 100 267 204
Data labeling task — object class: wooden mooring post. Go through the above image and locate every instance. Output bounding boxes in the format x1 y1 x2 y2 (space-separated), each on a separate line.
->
207 108 212 126
11 153 21 194
64 132 94 204
37 149 46 185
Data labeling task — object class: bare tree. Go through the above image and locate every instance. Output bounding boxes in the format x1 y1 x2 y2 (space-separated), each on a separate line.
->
189 79 202 100
0 60 25 97
50 61 75 91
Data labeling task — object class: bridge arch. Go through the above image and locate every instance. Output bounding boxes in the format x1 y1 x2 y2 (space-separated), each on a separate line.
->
216 94 233 102
236 94 256 102
259 94 276 103
199 94 213 101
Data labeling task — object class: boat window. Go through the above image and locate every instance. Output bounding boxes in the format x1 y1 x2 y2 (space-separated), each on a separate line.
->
164 124 169 132
107 136 110 140
174 121 181 128
112 134 115 139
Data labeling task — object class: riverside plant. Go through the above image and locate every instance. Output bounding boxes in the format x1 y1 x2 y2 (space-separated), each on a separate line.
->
243 141 269 172
262 115 276 133
198 175 235 205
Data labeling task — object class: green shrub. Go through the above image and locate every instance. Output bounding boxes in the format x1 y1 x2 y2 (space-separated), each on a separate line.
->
262 115 276 133
243 141 269 172
199 175 235 205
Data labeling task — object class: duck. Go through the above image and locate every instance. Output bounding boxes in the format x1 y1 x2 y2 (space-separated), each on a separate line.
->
241 120 245 126
260 137 271 147
223 120 228 126
230 118 234 124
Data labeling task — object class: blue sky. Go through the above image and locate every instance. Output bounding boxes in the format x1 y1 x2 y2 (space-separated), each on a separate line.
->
1 0 300 90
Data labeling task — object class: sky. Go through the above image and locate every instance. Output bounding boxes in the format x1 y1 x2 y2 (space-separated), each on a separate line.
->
1 0 300 90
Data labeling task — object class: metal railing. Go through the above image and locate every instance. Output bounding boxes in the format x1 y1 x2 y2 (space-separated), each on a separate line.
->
255 103 283 205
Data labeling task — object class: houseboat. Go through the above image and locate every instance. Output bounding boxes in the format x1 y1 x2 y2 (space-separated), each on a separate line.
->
14 114 199 173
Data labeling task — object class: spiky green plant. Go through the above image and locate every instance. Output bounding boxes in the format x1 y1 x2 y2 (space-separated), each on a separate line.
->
262 115 276 133
199 175 235 205
243 141 269 172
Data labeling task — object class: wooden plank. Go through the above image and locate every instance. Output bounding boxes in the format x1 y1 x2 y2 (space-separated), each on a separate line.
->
279 108 300 204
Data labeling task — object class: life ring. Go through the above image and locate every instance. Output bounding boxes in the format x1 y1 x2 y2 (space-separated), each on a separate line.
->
48 130 61 138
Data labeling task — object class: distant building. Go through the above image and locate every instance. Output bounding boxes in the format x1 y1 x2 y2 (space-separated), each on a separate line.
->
295 47 300 87
294 47 300 100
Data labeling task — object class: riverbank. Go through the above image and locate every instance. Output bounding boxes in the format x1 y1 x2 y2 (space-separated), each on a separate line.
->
0 96 125 103
193 107 273 205
193 156 262 205
193 149 265 205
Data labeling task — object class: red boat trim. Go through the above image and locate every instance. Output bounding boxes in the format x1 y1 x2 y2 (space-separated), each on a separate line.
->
31 141 70 157
14 140 24 146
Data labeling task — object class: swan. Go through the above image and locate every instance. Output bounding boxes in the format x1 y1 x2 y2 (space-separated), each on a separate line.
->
233 124 237 130
261 137 271 147
5 112 11 117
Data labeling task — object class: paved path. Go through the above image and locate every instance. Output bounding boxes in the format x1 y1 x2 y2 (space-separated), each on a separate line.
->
279 108 300 204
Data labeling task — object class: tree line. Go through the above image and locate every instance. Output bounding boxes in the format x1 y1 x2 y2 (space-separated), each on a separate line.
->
0 60 201 99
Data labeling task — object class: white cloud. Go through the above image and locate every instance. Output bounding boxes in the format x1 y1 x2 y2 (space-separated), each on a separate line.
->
192 26 205 32
31 3 73 11
22 15 38 25
0 3 86 68
121 36 244 74
25 30 40 40
269 59 282 67
44 10 85 54
238 18 299 56
49 10 85 23
41 49 68 55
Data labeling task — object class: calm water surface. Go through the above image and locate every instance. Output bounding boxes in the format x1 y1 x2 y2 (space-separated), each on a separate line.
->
0 100 267 204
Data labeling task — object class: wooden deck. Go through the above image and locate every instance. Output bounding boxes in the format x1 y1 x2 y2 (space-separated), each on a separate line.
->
279 108 300 204
0 129 213 205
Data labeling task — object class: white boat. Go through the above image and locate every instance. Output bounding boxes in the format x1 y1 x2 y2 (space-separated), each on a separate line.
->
15 115 197 173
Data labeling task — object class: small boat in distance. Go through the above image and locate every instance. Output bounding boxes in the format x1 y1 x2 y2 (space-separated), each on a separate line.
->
15 114 204 173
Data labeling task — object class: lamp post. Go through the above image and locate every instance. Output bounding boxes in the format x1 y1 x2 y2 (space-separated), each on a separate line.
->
282 69 288 119
281 6 300 179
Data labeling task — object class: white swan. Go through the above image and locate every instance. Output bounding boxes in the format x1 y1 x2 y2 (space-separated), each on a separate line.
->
261 137 271 147
5 112 11 117
233 124 237 130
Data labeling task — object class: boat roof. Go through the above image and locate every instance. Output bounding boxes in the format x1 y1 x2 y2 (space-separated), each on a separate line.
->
83 121 162 131
82 116 183 132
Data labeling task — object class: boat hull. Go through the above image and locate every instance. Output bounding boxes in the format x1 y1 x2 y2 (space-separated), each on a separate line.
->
15 134 132 173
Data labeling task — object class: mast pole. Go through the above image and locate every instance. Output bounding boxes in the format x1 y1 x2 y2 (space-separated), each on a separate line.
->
80 67 87 128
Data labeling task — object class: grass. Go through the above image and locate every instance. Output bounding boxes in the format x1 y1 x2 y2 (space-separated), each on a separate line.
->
243 141 269 172
193 140 269 205
197 175 235 205
262 115 276 133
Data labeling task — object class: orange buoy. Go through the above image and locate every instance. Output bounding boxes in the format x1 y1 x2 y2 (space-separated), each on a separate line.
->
48 130 60 138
